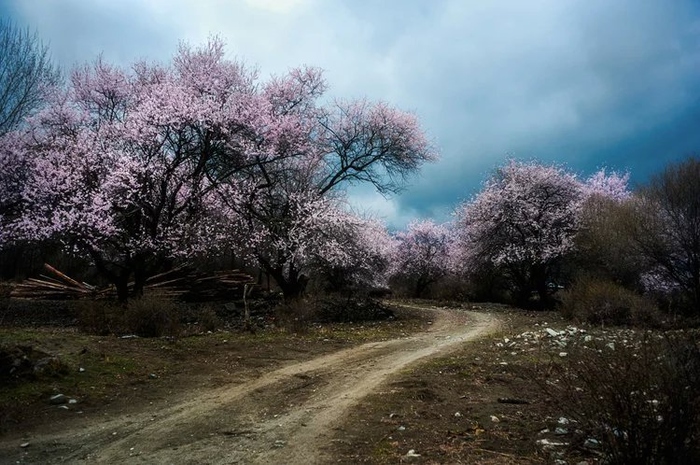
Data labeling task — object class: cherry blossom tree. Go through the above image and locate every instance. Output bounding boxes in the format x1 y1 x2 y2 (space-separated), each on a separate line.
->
454 160 630 307
7 38 306 301
309 216 394 294
216 67 437 300
388 220 452 298
7 37 436 301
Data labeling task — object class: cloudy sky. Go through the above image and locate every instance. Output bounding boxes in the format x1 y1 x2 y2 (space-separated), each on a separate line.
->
2 0 699 228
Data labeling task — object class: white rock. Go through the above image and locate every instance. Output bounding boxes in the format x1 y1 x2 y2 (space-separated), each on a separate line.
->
606 342 615 350
554 427 568 435
50 394 67 405
583 438 600 448
536 438 569 447
406 449 421 457
490 415 500 423
20 442 29 448
454 412 462 417
559 352 568 357
558 417 570 425
545 328 560 337
398 426 406 431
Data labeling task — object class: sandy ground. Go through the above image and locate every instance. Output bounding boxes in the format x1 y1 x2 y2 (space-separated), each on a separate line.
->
0 305 500 464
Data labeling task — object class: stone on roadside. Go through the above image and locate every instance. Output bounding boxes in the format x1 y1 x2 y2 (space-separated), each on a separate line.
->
49 394 67 405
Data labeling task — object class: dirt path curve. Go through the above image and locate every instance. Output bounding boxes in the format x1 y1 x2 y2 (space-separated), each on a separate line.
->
1 306 500 464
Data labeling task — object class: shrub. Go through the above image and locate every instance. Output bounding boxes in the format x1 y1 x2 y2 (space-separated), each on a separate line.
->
538 331 700 464
76 299 122 335
195 305 221 333
0 281 12 299
560 277 660 327
124 297 181 337
77 297 181 337
275 298 318 333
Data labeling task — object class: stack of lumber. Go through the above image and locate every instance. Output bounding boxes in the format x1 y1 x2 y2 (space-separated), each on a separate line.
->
10 264 99 299
10 263 256 301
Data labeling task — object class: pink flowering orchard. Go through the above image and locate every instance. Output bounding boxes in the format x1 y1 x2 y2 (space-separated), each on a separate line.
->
2 38 437 301
454 160 630 306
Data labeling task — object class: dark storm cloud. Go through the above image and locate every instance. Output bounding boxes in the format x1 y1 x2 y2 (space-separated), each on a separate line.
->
4 0 700 228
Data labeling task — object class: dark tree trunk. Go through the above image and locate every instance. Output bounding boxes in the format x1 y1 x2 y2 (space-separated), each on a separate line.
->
132 266 146 299
413 276 431 298
115 274 130 304
533 264 552 309
264 262 308 302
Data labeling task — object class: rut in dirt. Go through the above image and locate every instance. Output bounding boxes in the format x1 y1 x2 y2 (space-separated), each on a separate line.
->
0 306 500 465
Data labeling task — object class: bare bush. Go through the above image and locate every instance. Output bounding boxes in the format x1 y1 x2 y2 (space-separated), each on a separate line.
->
633 156 700 315
538 332 700 464
560 276 661 327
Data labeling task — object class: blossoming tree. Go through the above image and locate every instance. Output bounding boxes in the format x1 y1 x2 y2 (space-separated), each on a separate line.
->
388 220 453 297
5 38 436 301
454 160 629 306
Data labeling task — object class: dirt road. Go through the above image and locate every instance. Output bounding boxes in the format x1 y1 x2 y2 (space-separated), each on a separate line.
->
1 306 499 464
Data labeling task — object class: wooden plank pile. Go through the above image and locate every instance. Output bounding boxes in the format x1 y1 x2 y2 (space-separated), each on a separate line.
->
10 263 256 301
10 264 99 299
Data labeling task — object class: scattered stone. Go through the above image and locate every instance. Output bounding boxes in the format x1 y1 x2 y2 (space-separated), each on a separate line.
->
536 438 569 448
120 334 139 339
274 440 286 447
545 328 560 337
454 412 462 417
398 426 406 431
559 352 568 357
606 342 615 350
20 442 29 448
68 398 78 405
583 438 600 449
554 427 568 435
558 417 570 425
58 405 69 410
49 394 67 405
406 449 421 457
149 373 158 379
490 415 500 423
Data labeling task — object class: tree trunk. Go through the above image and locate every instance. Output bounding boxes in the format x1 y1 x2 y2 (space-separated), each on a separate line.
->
132 266 146 299
413 277 430 298
115 274 130 304
532 264 551 309
265 265 307 302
